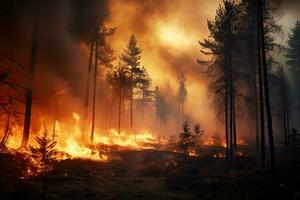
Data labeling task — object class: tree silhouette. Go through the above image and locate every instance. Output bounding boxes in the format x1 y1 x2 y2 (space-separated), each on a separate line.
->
30 125 57 200
136 67 153 120
177 72 187 130
120 34 142 130
107 62 131 133
199 0 240 158
90 26 115 143
257 0 277 174
286 21 300 129
178 120 195 160
21 2 40 148
194 124 204 155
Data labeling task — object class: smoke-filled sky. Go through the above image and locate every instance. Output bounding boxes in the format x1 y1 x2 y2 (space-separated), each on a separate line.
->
0 0 299 135
105 0 224 133
105 0 300 134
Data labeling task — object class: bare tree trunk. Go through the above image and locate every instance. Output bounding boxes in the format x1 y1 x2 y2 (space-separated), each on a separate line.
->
257 3 266 168
90 36 98 143
118 88 122 134
130 71 133 129
254 67 260 156
21 4 39 148
224 22 230 158
229 78 233 159
225 88 229 159
141 91 145 120
259 0 276 175
280 68 289 149
227 9 234 158
233 89 237 150
82 38 95 139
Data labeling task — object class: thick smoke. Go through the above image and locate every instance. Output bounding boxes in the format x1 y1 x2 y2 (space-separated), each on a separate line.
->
106 0 221 134
1 0 298 138
0 0 110 131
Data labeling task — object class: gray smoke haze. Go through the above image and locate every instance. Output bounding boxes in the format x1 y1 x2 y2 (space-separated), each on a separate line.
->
0 0 110 97
1 0 299 135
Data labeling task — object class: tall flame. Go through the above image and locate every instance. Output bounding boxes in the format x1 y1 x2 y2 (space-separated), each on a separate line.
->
5 112 157 161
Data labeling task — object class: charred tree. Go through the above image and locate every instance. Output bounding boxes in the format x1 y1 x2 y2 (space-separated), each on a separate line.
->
82 37 95 139
21 3 40 148
257 5 266 168
258 0 276 174
90 35 98 143
225 2 235 157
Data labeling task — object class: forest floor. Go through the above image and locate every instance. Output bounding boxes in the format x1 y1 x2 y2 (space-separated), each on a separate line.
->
0 147 300 200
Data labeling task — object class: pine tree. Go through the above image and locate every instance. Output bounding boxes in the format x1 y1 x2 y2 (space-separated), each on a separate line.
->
30 126 57 200
177 72 187 130
194 124 204 155
199 0 240 158
286 21 300 69
90 26 115 143
278 67 290 149
286 21 300 128
178 120 195 160
136 67 153 120
257 0 276 174
120 34 142 129
106 62 131 133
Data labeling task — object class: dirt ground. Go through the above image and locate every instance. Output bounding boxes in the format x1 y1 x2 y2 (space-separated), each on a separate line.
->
0 148 299 200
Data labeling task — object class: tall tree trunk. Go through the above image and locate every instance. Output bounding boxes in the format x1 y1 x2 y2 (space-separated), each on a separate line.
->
90 36 98 143
280 68 289 149
118 87 122 134
141 91 145 120
233 96 237 150
21 4 39 148
257 3 266 168
225 84 229 159
254 66 260 156
259 0 276 174
130 70 133 129
227 9 234 158
82 38 95 139
229 73 233 158
224 14 230 158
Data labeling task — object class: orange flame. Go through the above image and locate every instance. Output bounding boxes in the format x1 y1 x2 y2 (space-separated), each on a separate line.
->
4 112 157 161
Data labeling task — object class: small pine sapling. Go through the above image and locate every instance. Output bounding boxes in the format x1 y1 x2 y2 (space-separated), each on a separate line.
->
178 120 195 160
30 125 57 200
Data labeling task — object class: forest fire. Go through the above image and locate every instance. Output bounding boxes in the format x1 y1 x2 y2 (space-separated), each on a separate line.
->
1 0 300 199
5 112 157 161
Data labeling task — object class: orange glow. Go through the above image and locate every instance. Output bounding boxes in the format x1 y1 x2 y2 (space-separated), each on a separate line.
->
157 22 193 48
5 112 158 161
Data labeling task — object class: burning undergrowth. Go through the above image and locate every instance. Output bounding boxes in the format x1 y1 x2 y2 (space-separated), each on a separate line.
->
2 111 162 167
